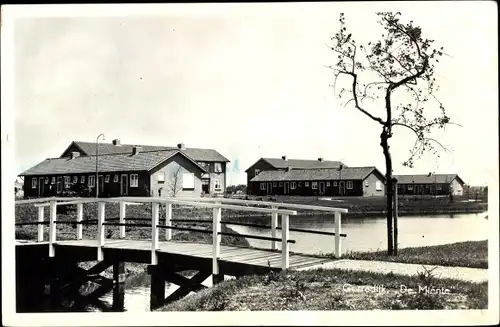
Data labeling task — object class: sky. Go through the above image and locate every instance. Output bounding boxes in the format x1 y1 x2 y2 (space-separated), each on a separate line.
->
3 2 498 186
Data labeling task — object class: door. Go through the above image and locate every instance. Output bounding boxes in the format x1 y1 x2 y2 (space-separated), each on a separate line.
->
56 177 63 194
120 174 128 196
38 177 44 196
339 181 345 196
202 179 210 194
98 175 104 194
319 182 326 195
267 182 273 194
284 182 290 195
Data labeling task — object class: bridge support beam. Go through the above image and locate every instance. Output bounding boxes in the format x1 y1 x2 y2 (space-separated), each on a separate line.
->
112 261 126 312
149 266 166 311
212 273 224 285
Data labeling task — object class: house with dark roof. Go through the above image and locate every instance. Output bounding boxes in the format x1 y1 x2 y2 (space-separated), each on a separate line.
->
247 157 385 196
19 140 230 198
393 173 465 196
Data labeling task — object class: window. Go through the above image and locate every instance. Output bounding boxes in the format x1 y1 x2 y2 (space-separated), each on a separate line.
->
157 173 165 184
305 182 309 187
51 177 56 184
333 181 338 187
347 181 353 189
260 183 266 190
214 180 221 191
255 169 261 176
104 175 109 183
365 181 369 187
298 182 302 187
64 176 70 188
32 178 37 189
57 177 63 193
408 184 413 190
376 181 382 191
81 176 85 184
426 184 429 188
273 182 277 187
88 175 95 187
182 173 194 190
279 182 283 187
73 176 78 183
312 182 318 189
130 174 139 188
114 174 119 182
45 177 49 185
326 181 331 187
214 163 222 173
291 182 296 190
436 184 442 190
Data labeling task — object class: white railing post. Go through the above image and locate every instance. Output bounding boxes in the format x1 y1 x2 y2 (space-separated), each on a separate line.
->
151 202 160 265
271 206 278 250
37 206 44 242
165 203 172 241
97 201 105 261
281 214 289 269
49 200 57 257
76 203 83 240
212 202 222 276
119 201 126 239
334 212 342 258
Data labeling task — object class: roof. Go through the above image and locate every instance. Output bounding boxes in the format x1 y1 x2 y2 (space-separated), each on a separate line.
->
63 141 230 162
393 174 464 185
250 167 383 182
245 157 347 172
19 150 207 176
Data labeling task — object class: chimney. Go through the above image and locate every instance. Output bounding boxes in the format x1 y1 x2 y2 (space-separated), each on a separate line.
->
177 143 186 150
282 155 288 161
112 139 121 146
132 146 142 155
318 157 324 162
70 152 80 159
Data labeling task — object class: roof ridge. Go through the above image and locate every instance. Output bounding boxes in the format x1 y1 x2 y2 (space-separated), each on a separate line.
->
46 149 179 161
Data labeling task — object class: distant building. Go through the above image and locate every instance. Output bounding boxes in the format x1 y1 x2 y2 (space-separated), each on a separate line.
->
393 173 465 196
248 161 386 197
19 140 230 198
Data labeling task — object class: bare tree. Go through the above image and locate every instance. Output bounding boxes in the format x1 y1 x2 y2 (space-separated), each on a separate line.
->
167 166 183 197
328 12 459 255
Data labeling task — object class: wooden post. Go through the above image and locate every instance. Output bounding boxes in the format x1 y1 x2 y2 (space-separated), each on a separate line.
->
393 178 399 256
112 261 125 312
119 201 126 239
281 214 289 269
49 200 57 257
37 206 44 242
165 203 172 241
149 266 165 311
271 206 278 251
97 201 105 261
151 202 159 265
76 203 83 240
212 202 222 283
334 212 342 258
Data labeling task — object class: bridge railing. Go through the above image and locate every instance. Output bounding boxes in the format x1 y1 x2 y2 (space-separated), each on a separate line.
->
15 196 348 271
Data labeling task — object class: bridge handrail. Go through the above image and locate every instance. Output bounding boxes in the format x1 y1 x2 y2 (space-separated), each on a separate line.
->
14 196 344 270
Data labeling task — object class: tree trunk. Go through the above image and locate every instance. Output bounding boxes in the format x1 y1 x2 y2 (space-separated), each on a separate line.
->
381 130 394 255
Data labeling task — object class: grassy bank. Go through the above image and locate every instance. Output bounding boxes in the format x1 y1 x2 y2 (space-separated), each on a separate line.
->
342 240 488 269
160 268 488 311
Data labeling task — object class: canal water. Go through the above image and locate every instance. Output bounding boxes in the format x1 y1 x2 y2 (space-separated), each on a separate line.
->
93 212 488 312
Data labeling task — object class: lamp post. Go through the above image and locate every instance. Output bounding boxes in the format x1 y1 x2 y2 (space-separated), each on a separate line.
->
96 133 105 198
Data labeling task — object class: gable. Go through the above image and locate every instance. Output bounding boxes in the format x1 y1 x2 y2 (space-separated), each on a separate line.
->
149 152 206 175
245 158 276 173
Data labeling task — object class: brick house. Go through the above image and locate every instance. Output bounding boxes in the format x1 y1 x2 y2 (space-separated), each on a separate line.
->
393 173 465 196
20 140 230 198
248 165 386 197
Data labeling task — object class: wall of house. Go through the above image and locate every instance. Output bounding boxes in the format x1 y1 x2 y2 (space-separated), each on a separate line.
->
246 160 279 195
450 178 464 196
362 173 385 196
250 179 365 197
397 183 454 196
22 171 151 198
149 154 203 198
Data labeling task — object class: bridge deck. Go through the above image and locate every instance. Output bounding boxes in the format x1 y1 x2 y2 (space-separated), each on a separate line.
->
15 240 332 273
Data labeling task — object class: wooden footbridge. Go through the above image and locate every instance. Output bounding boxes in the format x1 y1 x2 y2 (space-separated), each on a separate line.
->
14 196 347 312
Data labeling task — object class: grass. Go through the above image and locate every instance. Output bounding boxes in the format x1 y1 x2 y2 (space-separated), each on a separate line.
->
159 267 488 311
342 240 488 269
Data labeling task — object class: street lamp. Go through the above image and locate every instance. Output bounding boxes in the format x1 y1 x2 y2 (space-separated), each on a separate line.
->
96 133 105 198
